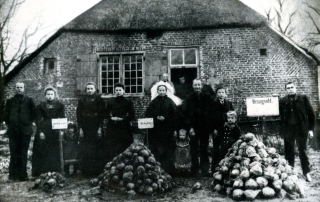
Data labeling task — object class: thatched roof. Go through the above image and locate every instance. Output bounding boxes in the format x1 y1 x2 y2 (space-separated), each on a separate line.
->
64 0 267 31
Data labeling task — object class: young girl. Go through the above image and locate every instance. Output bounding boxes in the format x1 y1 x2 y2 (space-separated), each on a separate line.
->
32 87 65 177
212 111 241 170
173 129 192 177
63 123 79 176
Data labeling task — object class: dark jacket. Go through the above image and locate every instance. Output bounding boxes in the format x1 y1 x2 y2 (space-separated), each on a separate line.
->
175 83 193 100
279 94 315 134
76 93 105 131
4 94 36 135
145 95 178 134
181 92 214 132
202 84 216 99
213 97 234 131
36 100 65 134
105 96 135 130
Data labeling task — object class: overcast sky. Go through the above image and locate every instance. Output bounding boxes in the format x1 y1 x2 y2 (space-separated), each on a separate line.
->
7 0 319 63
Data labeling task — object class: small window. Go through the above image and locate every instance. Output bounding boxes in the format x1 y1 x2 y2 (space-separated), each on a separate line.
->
169 48 198 67
260 48 267 56
44 58 56 75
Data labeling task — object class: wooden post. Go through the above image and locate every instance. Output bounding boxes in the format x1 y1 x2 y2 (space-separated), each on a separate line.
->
146 129 149 148
59 130 64 174
262 116 267 143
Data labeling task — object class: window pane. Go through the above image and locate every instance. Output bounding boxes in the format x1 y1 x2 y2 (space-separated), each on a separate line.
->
137 86 142 92
131 64 136 70
131 79 136 85
137 63 142 70
102 72 107 79
102 87 107 93
131 56 136 62
108 87 113 94
114 79 119 83
124 56 130 63
108 64 113 71
185 49 196 64
108 72 113 78
114 64 119 70
102 64 107 71
102 79 107 86
114 56 119 63
131 86 136 93
108 79 113 85
137 55 142 62
125 87 130 92
131 71 136 77
125 64 130 70
102 57 107 63
138 78 142 85
171 50 183 65
137 71 142 77
107 57 113 63
125 79 130 86
125 71 130 78
114 72 119 78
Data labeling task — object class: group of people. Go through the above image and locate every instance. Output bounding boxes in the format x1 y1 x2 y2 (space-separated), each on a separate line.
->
3 78 315 182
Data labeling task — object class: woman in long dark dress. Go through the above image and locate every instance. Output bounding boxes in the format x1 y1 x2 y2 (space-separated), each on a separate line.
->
76 82 105 176
105 83 135 163
145 81 179 174
32 87 65 176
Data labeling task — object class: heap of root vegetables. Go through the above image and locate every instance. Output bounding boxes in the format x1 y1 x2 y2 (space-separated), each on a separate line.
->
212 133 305 201
90 142 173 196
32 172 66 192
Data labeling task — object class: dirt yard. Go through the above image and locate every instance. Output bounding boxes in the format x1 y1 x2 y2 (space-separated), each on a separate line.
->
1 131 320 202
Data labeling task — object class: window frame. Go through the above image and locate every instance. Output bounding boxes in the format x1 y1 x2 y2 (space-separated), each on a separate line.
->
97 51 145 97
43 58 56 75
168 47 199 68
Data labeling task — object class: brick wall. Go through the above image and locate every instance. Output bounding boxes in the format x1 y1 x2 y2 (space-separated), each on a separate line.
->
5 25 318 127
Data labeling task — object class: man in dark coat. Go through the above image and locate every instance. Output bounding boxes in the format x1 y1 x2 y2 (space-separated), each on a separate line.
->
201 78 216 99
279 82 315 182
105 83 135 163
181 79 214 177
4 82 36 181
175 75 193 100
76 82 105 176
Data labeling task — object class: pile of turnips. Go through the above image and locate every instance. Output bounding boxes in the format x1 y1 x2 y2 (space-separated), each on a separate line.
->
32 172 65 192
211 133 305 201
90 142 174 196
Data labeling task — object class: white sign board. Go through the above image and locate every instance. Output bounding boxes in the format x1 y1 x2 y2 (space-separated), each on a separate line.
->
52 118 68 129
246 97 279 117
138 118 154 129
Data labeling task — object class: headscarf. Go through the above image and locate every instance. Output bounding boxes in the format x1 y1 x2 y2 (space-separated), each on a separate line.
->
150 81 182 106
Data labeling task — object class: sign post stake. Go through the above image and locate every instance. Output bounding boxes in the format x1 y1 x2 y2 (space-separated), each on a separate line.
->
59 129 64 175
52 118 68 175
146 129 149 148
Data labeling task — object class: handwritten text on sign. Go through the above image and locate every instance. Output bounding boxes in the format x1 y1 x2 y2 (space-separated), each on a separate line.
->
52 118 68 129
138 118 154 129
246 97 279 117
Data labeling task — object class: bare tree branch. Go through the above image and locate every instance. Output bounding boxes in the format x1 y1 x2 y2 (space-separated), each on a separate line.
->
0 0 42 74
303 0 320 51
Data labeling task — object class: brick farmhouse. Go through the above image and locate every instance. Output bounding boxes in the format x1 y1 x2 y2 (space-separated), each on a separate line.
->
4 0 320 127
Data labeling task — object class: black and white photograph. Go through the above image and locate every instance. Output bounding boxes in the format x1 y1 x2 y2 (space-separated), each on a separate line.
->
1 0 320 201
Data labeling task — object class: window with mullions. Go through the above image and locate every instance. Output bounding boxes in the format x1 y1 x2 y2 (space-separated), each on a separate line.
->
100 54 144 95
169 48 198 67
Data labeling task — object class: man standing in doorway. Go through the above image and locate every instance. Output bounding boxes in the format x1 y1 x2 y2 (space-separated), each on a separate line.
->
175 75 193 100
4 82 36 181
181 79 214 177
279 82 315 182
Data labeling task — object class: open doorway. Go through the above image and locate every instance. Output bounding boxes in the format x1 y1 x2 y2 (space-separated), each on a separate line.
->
171 68 198 87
